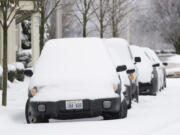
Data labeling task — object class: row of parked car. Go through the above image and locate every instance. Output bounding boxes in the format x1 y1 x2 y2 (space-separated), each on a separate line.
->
25 38 168 123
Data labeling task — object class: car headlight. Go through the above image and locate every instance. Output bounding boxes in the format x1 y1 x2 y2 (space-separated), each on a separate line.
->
113 84 118 92
130 73 134 80
30 88 37 97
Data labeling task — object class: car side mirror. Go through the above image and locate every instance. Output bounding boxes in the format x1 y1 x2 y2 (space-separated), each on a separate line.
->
24 69 33 77
163 62 168 66
135 57 141 63
116 65 127 72
152 63 160 67
127 69 135 74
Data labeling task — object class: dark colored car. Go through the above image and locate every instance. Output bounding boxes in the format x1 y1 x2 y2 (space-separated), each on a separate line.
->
25 38 128 123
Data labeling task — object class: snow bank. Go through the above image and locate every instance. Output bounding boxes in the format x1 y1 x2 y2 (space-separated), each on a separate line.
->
163 55 180 75
130 45 153 83
166 55 180 64
30 38 120 101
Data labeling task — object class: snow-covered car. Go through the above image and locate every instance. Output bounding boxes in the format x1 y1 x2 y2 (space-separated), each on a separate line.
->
104 39 141 109
144 48 167 90
130 46 159 95
25 38 128 123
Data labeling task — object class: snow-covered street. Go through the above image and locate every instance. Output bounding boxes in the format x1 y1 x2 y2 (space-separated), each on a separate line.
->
0 78 180 135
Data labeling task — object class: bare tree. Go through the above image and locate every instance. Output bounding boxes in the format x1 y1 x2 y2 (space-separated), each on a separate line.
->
152 0 180 53
109 0 131 37
74 0 96 37
35 0 62 52
92 0 110 38
0 0 21 106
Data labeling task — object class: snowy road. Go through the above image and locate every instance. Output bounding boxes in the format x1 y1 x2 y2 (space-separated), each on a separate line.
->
0 78 180 135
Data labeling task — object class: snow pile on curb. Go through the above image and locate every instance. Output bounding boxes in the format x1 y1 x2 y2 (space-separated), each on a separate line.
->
166 55 180 75
130 45 153 83
30 38 119 101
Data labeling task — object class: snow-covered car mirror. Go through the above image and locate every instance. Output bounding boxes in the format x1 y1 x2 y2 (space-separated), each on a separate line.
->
135 57 141 63
116 65 127 72
163 62 168 66
126 69 135 74
24 69 33 77
152 63 160 67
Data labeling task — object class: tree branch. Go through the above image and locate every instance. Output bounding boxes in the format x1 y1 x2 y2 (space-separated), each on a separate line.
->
45 0 62 22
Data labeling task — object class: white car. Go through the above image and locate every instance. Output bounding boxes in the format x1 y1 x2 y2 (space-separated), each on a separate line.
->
130 46 159 95
25 38 128 123
144 48 167 90
104 39 141 109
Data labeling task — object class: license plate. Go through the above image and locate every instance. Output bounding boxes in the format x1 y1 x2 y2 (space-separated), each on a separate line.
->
66 100 83 110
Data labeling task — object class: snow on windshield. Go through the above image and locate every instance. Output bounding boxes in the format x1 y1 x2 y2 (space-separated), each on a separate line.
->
104 38 135 70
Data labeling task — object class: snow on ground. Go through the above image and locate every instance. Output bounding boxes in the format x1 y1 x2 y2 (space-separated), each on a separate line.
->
0 78 180 135
162 54 180 75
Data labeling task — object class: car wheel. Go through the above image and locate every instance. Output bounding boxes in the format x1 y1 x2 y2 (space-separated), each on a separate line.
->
164 80 167 88
25 99 48 124
120 100 128 118
134 85 139 103
126 86 132 109
103 100 127 120
150 83 157 96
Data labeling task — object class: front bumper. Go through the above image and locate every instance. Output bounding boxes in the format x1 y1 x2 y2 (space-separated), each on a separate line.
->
139 82 152 93
29 97 121 120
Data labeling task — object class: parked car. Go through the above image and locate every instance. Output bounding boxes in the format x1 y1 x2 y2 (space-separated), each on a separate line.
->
104 39 141 109
130 46 159 95
144 48 167 90
25 38 128 123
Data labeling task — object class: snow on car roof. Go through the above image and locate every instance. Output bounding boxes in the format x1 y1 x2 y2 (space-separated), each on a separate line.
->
30 38 119 89
143 48 161 64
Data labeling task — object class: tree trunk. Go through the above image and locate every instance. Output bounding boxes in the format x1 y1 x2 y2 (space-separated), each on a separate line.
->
2 21 8 106
112 0 116 37
40 16 45 53
83 14 87 37
39 0 45 53
100 0 103 38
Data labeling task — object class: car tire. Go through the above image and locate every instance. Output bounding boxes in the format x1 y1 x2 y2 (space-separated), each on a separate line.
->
103 100 127 120
134 85 139 103
25 99 48 124
120 100 128 118
150 78 158 96
126 86 132 109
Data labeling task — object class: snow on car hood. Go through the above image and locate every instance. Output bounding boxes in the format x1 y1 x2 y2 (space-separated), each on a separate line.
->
31 83 119 101
30 38 120 101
